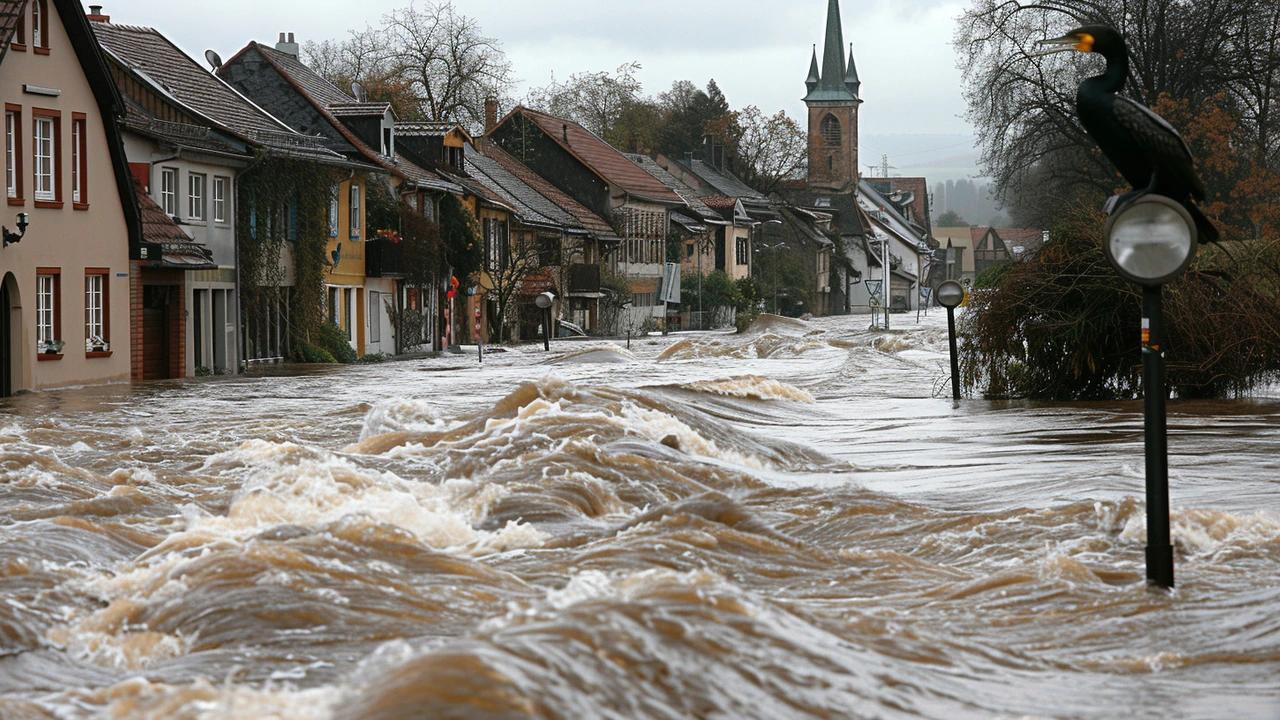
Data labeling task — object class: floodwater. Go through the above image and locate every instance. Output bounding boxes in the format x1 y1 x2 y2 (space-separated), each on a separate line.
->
1 312 1278 719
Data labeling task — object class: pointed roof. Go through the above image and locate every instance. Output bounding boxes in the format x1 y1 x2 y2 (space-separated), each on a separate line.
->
805 45 820 89
499 106 682 205
804 0 859 104
844 44 860 96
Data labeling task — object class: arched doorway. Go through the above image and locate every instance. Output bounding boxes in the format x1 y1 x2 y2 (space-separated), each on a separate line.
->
1 272 21 397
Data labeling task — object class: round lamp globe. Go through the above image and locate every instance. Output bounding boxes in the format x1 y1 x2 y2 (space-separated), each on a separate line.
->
936 280 966 309
535 292 555 310
1103 195 1197 286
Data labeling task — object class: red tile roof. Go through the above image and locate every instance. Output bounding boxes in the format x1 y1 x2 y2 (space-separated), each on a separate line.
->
93 23 290 140
478 138 620 243
0 1 21 56
510 107 681 204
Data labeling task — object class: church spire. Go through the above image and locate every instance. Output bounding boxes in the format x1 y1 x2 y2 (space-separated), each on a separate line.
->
804 0 858 103
819 0 846 92
844 43 861 97
805 45 820 93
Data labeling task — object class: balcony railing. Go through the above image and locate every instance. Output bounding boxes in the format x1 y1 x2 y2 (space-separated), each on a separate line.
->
365 235 405 277
568 263 601 294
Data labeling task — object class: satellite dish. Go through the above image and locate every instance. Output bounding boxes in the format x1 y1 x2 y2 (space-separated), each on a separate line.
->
204 50 223 70
350 81 367 103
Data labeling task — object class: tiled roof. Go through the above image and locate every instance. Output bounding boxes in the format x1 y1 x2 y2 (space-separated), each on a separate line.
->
466 148 572 229
397 121 462 137
479 139 621 244
0 1 21 60
702 194 739 210
254 43 354 107
685 159 768 203
122 103 246 156
624 153 719 221
512 107 681 204
92 22 290 139
135 178 216 268
328 102 392 118
970 226 992 244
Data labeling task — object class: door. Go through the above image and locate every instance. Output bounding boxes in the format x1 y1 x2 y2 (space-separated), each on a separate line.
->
1 279 10 397
715 227 727 271
142 285 171 380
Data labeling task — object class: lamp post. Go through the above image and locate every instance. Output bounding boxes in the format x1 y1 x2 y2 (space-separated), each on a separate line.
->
535 291 554 351
1102 194 1198 590
936 280 966 401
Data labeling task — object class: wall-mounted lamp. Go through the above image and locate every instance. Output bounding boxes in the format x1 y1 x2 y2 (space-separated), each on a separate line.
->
2 213 30 248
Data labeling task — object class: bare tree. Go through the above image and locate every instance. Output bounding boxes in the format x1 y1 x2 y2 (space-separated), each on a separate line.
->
724 106 807 195
527 63 644 137
956 0 1280 228
383 1 515 128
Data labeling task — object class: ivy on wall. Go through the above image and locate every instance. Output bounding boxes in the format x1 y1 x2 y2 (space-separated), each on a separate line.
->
236 154 342 358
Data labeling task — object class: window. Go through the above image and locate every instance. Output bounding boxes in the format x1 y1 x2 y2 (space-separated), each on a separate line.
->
33 112 59 204
36 270 59 355
72 114 87 206
538 235 560 267
736 236 749 266
160 167 177 216
343 288 354 340
189 173 206 220
5 106 20 201
13 6 25 49
820 114 842 146
328 185 339 237
327 286 340 326
32 0 48 53
213 176 228 223
483 218 508 271
349 183 360 237
85 271 110 353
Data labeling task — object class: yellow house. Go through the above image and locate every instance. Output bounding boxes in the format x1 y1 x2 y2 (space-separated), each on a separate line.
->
324 174 369 355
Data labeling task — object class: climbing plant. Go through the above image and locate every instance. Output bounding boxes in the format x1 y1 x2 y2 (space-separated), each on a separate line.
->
236 154 342 361
439 193 481 283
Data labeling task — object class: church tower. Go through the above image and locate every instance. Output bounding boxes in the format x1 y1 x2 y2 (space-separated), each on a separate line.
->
804 0 861 192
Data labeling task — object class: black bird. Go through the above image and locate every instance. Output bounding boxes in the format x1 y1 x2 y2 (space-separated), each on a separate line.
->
1037 25 1219 243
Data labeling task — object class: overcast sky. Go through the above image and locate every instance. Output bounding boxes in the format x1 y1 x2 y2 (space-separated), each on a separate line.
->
100 0 975 167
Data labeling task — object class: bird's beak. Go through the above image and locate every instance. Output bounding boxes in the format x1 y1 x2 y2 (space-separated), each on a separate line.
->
1031 35 1079 57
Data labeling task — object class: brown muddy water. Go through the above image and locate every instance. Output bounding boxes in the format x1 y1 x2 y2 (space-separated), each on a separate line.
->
1 314 1278 719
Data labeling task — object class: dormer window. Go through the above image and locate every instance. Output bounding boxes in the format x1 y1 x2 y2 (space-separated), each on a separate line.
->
443 145 463 172
382 127 393 157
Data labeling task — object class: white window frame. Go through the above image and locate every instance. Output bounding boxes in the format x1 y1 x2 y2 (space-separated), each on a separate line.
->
368 291 381 343
188 173 206 221
71 119 81 203
85 274 104 345
329 185 339 237
160 167 177 216
31 1 42 50
33 115 53 201
213 176 228 223
5 111 15 199
36 274 55 346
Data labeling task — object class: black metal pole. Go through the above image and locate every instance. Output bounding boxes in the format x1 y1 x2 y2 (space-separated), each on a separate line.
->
543 307 550 351
1142 285 1174 589
947 306 961 401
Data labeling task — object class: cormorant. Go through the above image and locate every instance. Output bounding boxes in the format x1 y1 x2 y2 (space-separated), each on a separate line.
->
1037 25 1219 243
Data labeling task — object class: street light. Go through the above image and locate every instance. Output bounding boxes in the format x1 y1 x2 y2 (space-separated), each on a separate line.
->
3 213 30 248
1102 194 1198 590
936 280 966 401
535 291 554 351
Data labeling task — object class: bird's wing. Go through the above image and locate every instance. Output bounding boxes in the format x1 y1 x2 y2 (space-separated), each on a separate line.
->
1113 96 1206 200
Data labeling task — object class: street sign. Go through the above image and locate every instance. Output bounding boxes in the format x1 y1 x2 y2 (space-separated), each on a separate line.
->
659 262 681 304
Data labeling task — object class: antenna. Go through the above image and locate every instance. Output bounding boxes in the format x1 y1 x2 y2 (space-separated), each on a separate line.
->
350 81 367 103
879 154 896 178
204 50 223 71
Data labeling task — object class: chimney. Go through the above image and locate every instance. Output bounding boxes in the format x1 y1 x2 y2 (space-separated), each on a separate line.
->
86 5 110 22
275 32 300 57
484 97 498 134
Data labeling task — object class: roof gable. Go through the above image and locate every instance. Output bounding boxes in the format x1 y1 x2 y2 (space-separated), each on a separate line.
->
478 139 620 243
504 107 681 204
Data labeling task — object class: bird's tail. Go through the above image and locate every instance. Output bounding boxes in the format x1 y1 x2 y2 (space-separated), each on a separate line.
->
1187 201 1220 244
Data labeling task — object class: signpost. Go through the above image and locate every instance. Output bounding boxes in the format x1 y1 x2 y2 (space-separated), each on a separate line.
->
1101 194 1198 589
660 262 681 335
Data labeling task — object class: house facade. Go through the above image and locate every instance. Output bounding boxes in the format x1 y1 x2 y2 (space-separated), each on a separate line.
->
0 0 138 397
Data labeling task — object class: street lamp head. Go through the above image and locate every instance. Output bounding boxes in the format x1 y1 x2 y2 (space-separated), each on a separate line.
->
535 291 555 309
936 279 966 309
16 212 29 232
1103 195 1197 286
2 212 30 248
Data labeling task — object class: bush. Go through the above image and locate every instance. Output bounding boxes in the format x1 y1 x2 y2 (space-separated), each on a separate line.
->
320 322 359 364
960 205 1280 399
356 353 393 364
295 341 338 364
